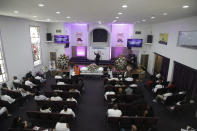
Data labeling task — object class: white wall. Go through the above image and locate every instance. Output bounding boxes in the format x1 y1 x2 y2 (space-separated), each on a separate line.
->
133 23 152 64
0 15 48 85
47 22 71 58
147 16 197 81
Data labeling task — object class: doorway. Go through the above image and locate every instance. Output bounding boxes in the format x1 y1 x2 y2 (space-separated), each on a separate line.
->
140 54 149 70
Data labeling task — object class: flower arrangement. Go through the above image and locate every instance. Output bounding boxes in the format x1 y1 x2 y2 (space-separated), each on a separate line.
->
115 55 127 71
87 63 99 72
42 65 48 73
57 54 69 70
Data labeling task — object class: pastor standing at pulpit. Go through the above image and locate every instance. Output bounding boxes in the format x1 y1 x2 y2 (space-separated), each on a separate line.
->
94 52 101 65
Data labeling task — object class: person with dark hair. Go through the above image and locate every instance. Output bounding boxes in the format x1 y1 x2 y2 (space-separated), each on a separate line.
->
34 92 49 101
13 76 21 84
124 65 133 78
55 117 70 131
60 105 75 117
0 106 11 117
40 105 52 113
50 93 63 101
25 77 37 89
66 97 77 104
94 51 101 65
107 104 122 117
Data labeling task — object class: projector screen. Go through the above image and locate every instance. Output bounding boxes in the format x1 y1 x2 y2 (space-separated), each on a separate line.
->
178 31 197 47
93 29 108 42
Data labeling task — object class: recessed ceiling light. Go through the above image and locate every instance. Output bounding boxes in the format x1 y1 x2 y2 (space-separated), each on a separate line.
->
182 5 189 9
13 10 19 14
33 16 37 18
163 12 168 16
151 16 155 19
113 20 117 23
118 12 123 15
66 16 71 19
56 11 61 14
142 19 146 22
38 3 45 7
98 21 102 24
122 4 128 8
116 17 119 19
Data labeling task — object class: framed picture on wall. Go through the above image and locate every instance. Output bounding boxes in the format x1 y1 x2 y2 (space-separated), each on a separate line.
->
159 33 168 45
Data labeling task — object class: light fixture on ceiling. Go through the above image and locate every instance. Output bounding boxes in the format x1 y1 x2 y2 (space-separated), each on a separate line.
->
136 21 141 23
98 21 102 24
163 12 168 16
13 10 19 14
116 17 119 19
122 4 128 8
182 5 189 9
33 16 37 18
118 12 123 15
38 3 45 7
142 19 146 22
112 20 117 23
66 16 71 19
150 16 155 19
56 11 61 14
46 18 50 21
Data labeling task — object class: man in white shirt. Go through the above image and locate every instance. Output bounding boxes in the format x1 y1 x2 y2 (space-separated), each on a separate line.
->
60 106 75 117
156 73 161 79
107 104 122 117
153 92 173 103
25 78 36 88
66 97 77 104
152 83 164 93
13 76 21 84
35 75 46 83
69 89 80 94
104 91 115 100
40 106 52 113
55 122 70 131
50 93 63 101
34 92 49 101
55 75 63 79
1 95 15 104
57 81 66 85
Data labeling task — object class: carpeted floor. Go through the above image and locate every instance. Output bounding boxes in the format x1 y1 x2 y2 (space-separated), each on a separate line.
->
0 77 196 131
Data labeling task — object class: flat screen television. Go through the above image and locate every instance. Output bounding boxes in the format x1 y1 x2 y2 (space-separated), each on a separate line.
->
93 29 108 42
54 35 69 44
127 39 143 47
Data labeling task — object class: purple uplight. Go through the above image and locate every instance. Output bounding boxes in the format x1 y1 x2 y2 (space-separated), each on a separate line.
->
76 46 86 56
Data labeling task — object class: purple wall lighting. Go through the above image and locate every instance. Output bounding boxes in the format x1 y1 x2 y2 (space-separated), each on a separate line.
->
76 46 86 56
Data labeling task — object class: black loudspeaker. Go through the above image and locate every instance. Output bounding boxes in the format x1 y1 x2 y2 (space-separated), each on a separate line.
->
64 44 69 48
128 46 131 49
46 33 52 41
147 35 153 43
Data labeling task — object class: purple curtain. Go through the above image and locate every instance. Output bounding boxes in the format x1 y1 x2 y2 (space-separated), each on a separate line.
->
160 57 170 80
173 62 197 98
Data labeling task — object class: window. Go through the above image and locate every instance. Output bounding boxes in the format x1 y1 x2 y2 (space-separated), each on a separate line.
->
30 26 41 66
0 33 8 83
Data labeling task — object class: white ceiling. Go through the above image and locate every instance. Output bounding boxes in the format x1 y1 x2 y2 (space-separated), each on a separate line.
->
0 0 197 24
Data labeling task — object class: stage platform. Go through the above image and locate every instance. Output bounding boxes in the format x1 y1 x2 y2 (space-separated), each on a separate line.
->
70 57 114 65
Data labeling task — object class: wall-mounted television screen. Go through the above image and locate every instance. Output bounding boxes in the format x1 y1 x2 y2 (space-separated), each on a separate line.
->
54 35 69 44
127 39 143 47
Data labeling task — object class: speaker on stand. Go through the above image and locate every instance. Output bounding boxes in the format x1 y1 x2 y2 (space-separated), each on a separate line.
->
147 35 153 43
46 33 52 41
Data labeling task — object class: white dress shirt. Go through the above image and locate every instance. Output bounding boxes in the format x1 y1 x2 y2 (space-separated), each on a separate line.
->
25 80 36 88
60 108 75 117
50 96 63 101
153 84 163 93
107 109 122 117
156 74 161 79
40 108 51 113
130 84 138 88
55 122 70 131
57 82 66 85
34 95 49 101
66 98 77 103
13 79 21 84
1 95 15 104
163 93 173 101
0 107 7 115
55 75 62 79
125 77 134 82
104 91 115 100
